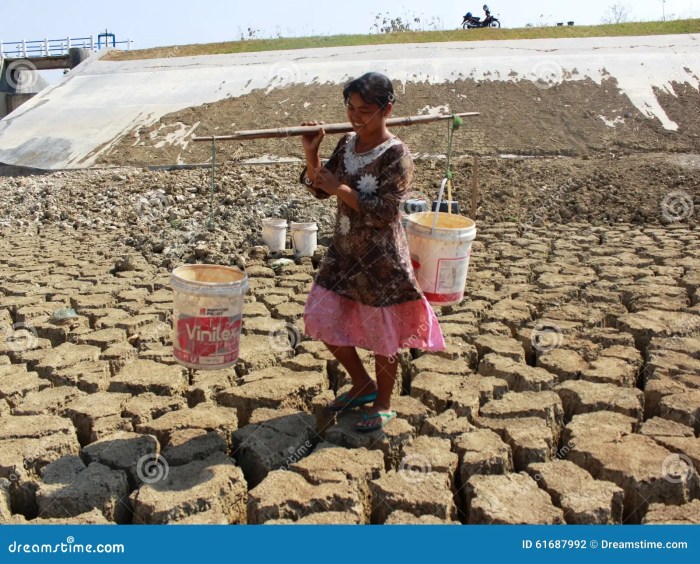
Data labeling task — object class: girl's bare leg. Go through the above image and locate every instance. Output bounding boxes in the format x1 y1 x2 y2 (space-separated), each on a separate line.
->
356 353 398 429
324 343 377 399
373 353 398 409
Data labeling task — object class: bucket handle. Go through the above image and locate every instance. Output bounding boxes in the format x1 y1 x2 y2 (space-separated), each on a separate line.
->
432 177 449 231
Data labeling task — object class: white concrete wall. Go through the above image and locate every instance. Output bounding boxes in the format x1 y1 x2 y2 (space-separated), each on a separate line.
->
0 34 698 170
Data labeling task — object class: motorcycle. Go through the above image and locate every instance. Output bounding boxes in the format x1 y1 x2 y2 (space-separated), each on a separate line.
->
462 13 501 29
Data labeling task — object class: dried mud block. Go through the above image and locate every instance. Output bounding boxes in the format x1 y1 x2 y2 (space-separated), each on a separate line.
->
526 460 624 524
130 453 247 524
466 473 565 524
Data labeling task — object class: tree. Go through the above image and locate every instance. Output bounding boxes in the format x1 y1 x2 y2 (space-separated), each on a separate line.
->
601 3 630 24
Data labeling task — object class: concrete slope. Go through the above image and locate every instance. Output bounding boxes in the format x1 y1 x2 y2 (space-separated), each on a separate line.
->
0 34 698 170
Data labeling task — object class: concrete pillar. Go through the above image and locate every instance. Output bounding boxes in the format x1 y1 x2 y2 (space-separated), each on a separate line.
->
0 93 7 119
6 93 35 114
68 47 91 69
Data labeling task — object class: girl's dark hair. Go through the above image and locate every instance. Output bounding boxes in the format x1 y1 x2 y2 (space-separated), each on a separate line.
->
343 72 396 108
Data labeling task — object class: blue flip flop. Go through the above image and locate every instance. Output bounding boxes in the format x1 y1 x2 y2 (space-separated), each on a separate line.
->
355 410 397 432
328 390 378 411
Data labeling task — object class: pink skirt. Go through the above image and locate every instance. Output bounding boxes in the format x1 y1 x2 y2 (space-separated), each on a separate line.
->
303 283 446 357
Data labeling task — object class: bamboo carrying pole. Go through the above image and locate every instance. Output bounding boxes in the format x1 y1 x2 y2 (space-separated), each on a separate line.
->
191 112 479 142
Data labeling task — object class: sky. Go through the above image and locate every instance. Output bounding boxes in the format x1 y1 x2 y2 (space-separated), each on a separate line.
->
2 0 698 51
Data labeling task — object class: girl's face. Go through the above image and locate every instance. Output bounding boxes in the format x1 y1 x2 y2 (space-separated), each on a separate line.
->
346 92 392 137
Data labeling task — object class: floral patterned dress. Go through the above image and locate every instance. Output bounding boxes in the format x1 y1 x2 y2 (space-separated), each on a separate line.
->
300 132 445 357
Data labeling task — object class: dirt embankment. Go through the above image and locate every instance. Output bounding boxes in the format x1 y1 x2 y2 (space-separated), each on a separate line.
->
98 78 700 168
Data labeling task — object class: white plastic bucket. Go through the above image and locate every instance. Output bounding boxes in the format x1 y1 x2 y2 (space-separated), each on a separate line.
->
170 264 249 370
262 218 288 252
406 212 477 306
290 222 318 257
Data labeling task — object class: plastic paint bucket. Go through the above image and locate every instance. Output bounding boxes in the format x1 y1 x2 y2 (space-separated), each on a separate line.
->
170 264 249 370
405 212 476 306
290 222 318 257
262 218 287 252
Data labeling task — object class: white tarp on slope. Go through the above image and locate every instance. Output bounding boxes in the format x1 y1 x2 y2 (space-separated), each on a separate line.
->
0 34 698 170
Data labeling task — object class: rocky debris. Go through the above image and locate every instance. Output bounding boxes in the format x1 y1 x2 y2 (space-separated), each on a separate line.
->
555 380 645 422
36 457 130 523
642 500 700 524
526 460 624 524
567 433 698 523
232 412 318 488
466 473 565 524
369 469 457 524
248 469 364 524
130 452 247 524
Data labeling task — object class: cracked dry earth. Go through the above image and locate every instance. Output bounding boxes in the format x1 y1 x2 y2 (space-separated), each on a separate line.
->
1 220 699 526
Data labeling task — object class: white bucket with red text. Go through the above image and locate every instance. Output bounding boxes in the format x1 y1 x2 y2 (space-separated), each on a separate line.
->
405 212 476 306
262 218 288 252
170 264 249 370
290 222 318 257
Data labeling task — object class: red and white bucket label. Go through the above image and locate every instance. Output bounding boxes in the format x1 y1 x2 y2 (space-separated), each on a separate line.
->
173 313 242 366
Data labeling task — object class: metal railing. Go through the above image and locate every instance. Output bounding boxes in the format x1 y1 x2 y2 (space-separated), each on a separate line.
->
0 36 132 58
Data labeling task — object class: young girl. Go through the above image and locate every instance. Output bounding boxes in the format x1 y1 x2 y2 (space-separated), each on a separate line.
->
300 72 445 432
